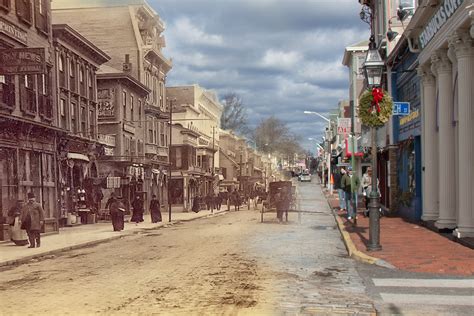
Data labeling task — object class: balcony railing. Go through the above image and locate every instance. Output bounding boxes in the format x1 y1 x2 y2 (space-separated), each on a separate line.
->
20 86 36 115
0 82 15 110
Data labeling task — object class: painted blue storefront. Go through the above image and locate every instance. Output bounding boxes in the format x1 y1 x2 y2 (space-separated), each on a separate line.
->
391 51 422 222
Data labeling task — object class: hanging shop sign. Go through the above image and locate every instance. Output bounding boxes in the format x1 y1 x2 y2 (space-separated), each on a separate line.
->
419 0 465 49
0 17 27 44
0 47 46 75
393 102 410 116
337 118 352 135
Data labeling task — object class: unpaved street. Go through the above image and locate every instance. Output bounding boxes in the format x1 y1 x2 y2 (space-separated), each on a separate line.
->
0 182 374 315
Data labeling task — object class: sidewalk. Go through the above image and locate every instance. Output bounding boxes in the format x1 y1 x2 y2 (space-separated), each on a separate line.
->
0 207 232 267
324 189 474 276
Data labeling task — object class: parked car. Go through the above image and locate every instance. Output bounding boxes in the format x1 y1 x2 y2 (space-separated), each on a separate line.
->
299 173 311 182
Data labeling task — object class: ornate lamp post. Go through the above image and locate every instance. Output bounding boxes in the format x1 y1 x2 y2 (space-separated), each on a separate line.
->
361 35 391 252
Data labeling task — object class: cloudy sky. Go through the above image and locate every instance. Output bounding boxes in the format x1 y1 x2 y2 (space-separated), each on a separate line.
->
150 0 369 152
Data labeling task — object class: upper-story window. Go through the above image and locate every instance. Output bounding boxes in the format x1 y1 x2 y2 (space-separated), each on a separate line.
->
130 94 134 121
16 0 32 25
152 77 157 104
391 0 416 22
138 100 142 127
122 90 127 120
35 0 48 34
159 82 164 109
0 0 11 12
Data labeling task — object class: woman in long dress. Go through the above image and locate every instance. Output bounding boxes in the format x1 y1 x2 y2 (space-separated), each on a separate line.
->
150 194 162 223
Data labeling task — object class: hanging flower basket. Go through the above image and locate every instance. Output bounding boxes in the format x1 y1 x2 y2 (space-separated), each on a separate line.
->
358 88 393 127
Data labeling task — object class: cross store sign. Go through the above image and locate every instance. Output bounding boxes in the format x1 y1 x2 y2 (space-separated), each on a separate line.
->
337 118 351 135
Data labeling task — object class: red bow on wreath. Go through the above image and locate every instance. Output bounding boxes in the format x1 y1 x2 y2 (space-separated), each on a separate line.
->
370 87 384 114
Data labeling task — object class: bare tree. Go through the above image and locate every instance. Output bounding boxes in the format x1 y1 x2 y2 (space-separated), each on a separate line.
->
220 92 249 135
252 116 302 158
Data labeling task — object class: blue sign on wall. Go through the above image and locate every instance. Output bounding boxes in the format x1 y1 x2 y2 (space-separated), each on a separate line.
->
393 102 410 115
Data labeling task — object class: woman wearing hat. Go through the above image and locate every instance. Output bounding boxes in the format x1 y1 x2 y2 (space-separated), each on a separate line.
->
20 192 44 248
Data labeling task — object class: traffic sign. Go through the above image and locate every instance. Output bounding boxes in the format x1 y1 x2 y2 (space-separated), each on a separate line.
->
393 102 410 115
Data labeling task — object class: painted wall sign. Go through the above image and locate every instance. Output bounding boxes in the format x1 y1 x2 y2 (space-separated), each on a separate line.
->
0 47 45 75
0 17 27 44
393 102 410 116
419 0 464 49
400 109 419 126
98 88 115 117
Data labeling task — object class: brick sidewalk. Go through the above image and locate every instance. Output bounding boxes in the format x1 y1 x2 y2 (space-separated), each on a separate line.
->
325 189 474 276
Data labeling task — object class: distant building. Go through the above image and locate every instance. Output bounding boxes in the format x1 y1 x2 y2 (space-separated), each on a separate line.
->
167 85 223 198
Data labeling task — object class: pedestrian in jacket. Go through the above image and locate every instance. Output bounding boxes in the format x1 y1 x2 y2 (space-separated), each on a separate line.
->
131 195 144 224
109 197 125 231
150 194 162 223
341 167 360 219
333 168 344 210
20 192 44 248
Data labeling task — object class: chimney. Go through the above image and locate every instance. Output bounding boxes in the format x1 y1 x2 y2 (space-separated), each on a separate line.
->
123 54 132 73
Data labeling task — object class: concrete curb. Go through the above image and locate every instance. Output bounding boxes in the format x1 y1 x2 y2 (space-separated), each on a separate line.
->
0 209 231 268
326 199 395 269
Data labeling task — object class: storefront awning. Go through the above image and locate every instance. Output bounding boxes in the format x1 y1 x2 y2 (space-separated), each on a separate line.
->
67 153 90 162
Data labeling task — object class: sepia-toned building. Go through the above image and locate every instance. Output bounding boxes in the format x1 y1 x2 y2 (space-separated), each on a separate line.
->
96 65 151 210
0 0 59 237
166 85 223 198
52 0 173 207
52 24 110 226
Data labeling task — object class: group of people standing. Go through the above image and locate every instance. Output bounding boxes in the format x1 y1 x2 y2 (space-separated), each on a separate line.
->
105 193 162 231
333 166 378 220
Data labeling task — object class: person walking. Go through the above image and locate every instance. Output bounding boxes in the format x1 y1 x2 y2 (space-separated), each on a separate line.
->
149 194 162 223
215 192 223 211
341 169 352 219
20 192 44 248
131 195 144 224
109 196 125 231
345 166 360 220
333 168 344 210
232 190 241 211
192 194 201 213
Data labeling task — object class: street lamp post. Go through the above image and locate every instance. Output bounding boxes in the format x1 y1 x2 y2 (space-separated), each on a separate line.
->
304 111 334 194
362 35 385 251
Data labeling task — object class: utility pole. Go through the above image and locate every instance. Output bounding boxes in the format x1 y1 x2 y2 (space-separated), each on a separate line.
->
167 98 175 223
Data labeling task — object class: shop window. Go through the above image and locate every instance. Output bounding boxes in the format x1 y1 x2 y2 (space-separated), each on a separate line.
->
0 0 11 12
0 147 18 217
16 0 32 25
34 0 48 34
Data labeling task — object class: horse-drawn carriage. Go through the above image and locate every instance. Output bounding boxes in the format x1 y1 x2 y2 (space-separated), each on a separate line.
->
261 181 296 222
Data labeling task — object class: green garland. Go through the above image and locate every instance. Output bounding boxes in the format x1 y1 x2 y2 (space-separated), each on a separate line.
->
358 89 393 127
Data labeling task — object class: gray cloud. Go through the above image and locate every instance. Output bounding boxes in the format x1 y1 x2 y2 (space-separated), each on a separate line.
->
150 0 368 152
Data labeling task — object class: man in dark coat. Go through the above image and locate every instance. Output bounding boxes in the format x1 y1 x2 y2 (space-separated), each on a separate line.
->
20 192 44 248
192 195 201 213
131 195 144 223
215 192 223 211
149 194 162 223
109 197 125 231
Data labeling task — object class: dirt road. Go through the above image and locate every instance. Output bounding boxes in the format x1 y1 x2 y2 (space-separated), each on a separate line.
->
0 183 374 315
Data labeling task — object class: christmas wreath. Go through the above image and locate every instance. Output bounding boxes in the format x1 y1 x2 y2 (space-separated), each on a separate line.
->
358 88 393 127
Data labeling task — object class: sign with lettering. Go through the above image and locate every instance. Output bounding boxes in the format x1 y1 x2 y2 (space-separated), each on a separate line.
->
393 102 410 116
0 47 45 75
98 89 115 117
419 0 464 49
0 17 27 44
337 118 351 135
